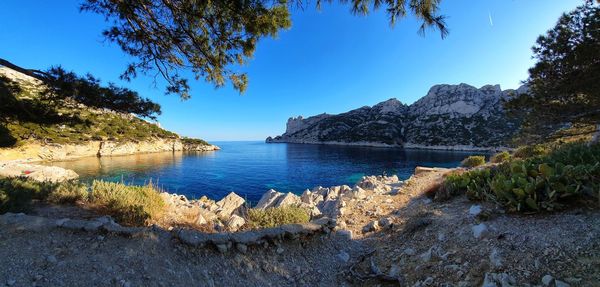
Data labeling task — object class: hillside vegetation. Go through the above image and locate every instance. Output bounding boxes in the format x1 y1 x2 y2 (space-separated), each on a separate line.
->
0 66 183 148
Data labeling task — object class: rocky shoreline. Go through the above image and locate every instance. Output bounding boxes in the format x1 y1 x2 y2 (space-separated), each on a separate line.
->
0 138 220 163
266 137 509 152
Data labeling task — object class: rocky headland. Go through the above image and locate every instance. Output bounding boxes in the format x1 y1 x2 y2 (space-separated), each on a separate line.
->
267 84 526 151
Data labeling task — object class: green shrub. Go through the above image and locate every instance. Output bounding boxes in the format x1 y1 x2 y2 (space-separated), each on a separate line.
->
47 182 88 204
0 177 56 213
490 151 511 163
247 206 310 229
513 144 550 159
89 180 165 226
461 155 486 168
441 143 600 212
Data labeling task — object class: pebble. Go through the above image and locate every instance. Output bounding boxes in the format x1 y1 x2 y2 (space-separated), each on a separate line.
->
472 223 488 239
541 274 554 286
362 220 380 233
276 247 284 254
404 248 416 256
337 251 350 263
46 255 58 264
236 243 248 254
216 244 228 253
555 280 570 287
469 205 482 216
489 248 502 267
6 279 16 286
336 229 353 240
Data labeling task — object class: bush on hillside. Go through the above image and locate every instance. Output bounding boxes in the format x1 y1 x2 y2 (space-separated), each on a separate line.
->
46 182 89 204
441 143 600 212
246 206 310 229
0 177 56 213
89 180 165 226
490 151 511 163
461 155 486 168
513 144 550 159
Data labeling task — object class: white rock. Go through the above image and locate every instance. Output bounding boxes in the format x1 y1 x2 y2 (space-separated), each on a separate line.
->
255 189 283 209
274 192 301 208
226 215 246 231
472 223 489 239
337 251 350 263
469 205 482 216
215 192 245 218
362 220 380 233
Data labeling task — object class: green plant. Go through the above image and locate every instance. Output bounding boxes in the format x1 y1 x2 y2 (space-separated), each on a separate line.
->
441 143 600 212
246 206 310 229
513 144 550 159
89 180 165 226
0 177 56 213
47 181 88 204
461 155 486 168
490 151 511 163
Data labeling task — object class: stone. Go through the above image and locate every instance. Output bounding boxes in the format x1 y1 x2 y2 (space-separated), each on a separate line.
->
0 162 78 183
379 217 393 229
362 220 380 233
274 192 301 208
300 189 313 205
483 272 516 287
6 279 16 286
336 229 353 240
489 248 502 268
215 192 245 218
541 275 554 286
554 280 570 287
226 215 246 231
388 264 400 278
469 205 482 216
236 243 248 254
216 244 229 253
472 223 488 239
337 251 350 263
46 255 58 264
419 248 432 262
404 248 416 256
196 214 207 225
255 189 283 209
276 247 284 254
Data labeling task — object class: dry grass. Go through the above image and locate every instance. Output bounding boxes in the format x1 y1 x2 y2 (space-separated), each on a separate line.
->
89 180 165 226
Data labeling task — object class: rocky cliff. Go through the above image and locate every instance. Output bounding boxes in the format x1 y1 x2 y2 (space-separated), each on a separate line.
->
267 84 524 150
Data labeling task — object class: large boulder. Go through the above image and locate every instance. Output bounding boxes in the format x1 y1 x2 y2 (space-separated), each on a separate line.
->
226 215 246 231
274 192 301 208
255 189 284 209
0 162 78 183
215 192 245 218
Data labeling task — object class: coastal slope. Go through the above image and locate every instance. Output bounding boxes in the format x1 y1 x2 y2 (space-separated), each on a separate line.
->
267 84 526 150
0 65 218 162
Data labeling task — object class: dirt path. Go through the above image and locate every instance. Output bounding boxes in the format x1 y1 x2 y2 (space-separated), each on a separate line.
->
1 170 599 287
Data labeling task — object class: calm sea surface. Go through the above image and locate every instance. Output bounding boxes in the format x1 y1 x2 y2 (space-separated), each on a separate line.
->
47 142 483 203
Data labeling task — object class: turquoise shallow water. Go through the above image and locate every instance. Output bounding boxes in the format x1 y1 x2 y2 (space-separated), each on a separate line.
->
48 141 483 203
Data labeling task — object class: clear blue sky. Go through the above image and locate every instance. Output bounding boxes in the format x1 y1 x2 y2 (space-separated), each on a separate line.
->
0 1 581 141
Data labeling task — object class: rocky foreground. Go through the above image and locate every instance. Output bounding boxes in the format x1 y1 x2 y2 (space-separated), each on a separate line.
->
1 167 598 286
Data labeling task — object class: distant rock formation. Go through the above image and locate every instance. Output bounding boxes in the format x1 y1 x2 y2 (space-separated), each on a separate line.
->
267 83 524 150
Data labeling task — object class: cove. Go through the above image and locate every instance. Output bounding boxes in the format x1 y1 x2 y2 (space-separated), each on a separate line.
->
45 141 483 203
